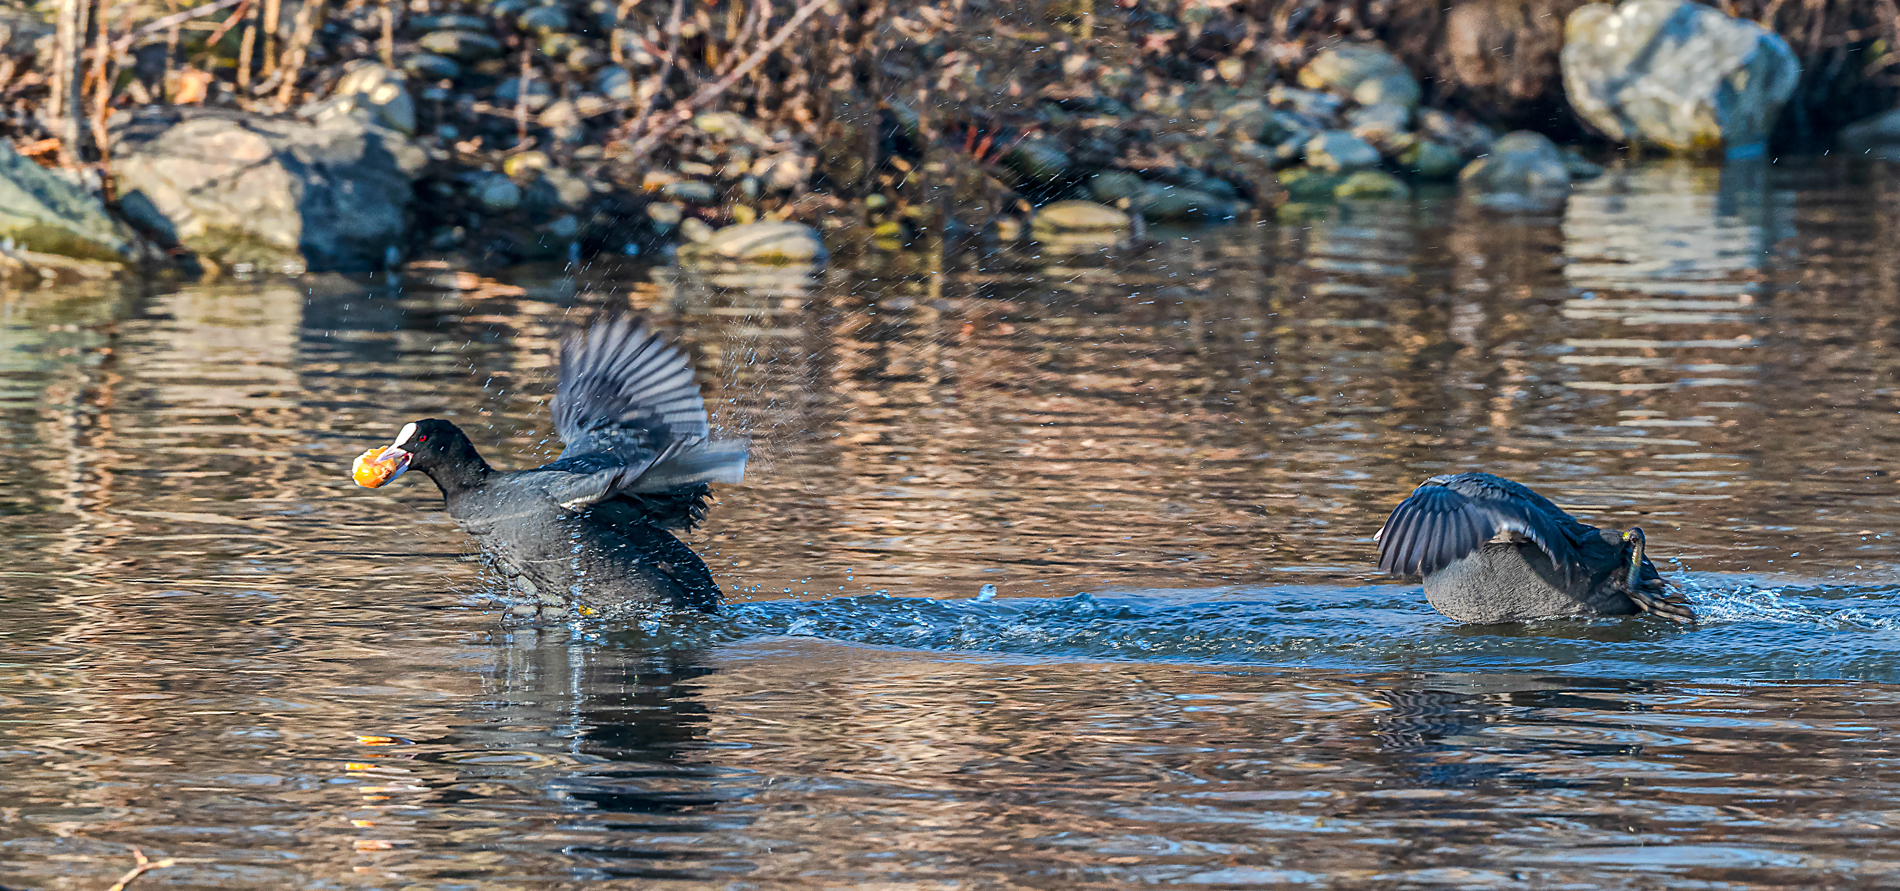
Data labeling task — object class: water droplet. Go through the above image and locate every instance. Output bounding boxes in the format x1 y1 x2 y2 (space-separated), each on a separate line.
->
975 584 997 602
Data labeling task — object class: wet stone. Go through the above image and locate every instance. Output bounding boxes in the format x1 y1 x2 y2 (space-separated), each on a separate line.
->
418 30 503 61
517 4 569 32
472 174 522 211
1399 140 1465 179
594 65 633 101
697 221 827 265
1032 200 1131 235
1304 130 1381 173
1334 169 1411 200
1088 170 1145 204
662 181 717 205
401 53 461 82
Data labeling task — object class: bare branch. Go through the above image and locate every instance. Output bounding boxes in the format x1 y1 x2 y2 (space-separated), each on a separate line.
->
112 0 245 54
624 0 831 160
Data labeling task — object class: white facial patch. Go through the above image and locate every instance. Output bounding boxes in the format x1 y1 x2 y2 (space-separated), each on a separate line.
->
388 422 419 451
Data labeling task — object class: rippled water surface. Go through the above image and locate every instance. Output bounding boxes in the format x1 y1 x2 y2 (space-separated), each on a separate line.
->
4 159 1900 888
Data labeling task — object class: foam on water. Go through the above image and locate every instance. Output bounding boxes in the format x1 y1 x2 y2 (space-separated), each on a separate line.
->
564 574 1900 681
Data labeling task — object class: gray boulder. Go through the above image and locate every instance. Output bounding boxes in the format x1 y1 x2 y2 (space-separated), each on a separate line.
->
1562 0 1799 157
1839 107 1900 159
1458 130 1572 211
0 143 137 264
110 107 425 272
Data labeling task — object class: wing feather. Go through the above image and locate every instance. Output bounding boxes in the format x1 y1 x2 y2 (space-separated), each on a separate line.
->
1376 473 1587 582
543 316 748 511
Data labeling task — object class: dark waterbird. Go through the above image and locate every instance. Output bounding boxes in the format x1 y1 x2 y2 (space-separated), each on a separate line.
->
350 316 748 620
1375 473 1694 625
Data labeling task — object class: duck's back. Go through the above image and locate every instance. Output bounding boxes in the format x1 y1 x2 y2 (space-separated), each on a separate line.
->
447 474 719 618
1422 530 1638 624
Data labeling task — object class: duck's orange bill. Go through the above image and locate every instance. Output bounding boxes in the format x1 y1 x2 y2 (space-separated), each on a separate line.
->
351 447 410 489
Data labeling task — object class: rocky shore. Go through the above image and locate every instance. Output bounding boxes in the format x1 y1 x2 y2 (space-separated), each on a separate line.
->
0 0 1893 280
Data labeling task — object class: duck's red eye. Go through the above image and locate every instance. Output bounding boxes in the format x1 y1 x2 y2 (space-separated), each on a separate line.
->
417 435 428 443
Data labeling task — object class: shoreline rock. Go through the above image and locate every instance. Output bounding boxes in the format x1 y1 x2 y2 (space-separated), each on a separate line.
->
1563 0 1801 157
110 107 426 273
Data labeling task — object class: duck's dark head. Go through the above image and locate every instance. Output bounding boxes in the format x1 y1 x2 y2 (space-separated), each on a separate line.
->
352 418 490 495
1622 527 1647 576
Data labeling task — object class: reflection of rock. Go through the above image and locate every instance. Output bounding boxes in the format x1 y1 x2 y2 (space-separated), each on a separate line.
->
1562 160 1789 298
1561 0 1799 157
111 107 425 272
1839 107 1900 159
1458 131 1572 212
0 142 138 264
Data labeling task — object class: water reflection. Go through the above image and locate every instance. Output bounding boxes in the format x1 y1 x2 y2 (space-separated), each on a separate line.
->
0 160 1899 887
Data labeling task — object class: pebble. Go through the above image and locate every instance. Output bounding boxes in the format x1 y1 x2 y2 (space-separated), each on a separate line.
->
401 53 461 81
417 30 502 61
1334 169 1411 199
1304 130 1382 173
662 180 717 204
595 66 633 101
1032 200 1132 234
472 175 522 211
517 5 569 32
698 221 826 265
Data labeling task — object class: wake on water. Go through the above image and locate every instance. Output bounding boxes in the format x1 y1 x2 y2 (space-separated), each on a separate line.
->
482 574 1900 682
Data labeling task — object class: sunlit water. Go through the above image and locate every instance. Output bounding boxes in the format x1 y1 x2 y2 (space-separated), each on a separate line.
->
3 159 1900 888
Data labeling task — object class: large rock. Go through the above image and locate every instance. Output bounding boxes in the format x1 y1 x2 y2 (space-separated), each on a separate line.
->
0 143 138 264
1297 44 1421 110
110 107 425 272
1562 0 1800 157
1839 107 1900 159
1458 130 1572 211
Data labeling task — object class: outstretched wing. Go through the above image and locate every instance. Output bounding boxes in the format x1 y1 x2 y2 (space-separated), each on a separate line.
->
542 316 747 510
1376 472 1582 582
554 315 710 462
